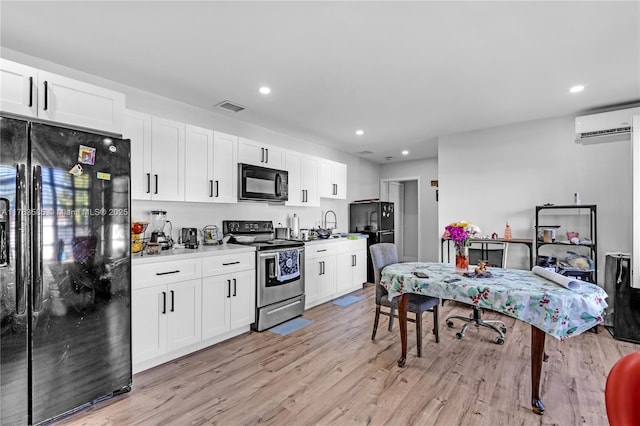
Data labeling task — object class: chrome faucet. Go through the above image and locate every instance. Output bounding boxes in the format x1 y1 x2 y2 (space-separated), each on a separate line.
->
324 210 337 230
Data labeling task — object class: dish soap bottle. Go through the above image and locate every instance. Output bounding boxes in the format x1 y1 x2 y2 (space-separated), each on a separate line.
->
504 221 512 240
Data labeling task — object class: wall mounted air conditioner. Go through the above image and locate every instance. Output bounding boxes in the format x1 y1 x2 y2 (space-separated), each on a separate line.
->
575 106 640 144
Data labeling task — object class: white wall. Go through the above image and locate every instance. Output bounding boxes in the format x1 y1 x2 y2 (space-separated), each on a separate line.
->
403 180 419 261
438 115 633 282
2 49 382 236
380 158 439 262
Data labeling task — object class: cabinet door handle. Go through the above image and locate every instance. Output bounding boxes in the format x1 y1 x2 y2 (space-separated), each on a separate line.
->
227 279 231 298
154 174 158 194
223 261 240 266
209 180 214 197
162 291 167 314
233 278 237 296
170 290 175 312
43 81 48 111
352 254 356 267
146 173 151 194
215 180 219 198
156 270 180 276
261 148 265 163
265 148 269 163
28 76 33 107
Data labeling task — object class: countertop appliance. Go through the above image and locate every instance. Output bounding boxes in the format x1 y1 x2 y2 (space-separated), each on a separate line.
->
238 163 288 203
149 210 173 250
223 220 305 331
180 227 199 249
202 225 220 245
349 201 395 283
0 117 132 425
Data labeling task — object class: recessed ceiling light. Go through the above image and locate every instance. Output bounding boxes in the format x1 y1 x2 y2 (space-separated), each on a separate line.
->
259 87 271 95
569 85 585 93
401 150 409 155
355 129 364 136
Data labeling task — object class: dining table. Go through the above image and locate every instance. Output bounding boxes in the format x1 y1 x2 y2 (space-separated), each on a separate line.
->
380 262 608 415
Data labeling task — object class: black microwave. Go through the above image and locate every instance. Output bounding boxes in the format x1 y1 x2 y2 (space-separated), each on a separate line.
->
238 163 288 202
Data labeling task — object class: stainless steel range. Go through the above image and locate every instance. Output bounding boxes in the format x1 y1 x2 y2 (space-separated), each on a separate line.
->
223 220 305 331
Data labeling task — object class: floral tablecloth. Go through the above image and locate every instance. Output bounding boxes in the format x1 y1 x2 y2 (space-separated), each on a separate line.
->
380 262 608 340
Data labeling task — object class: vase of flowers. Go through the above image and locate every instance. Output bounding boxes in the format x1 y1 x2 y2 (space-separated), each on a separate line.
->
443 221 481 271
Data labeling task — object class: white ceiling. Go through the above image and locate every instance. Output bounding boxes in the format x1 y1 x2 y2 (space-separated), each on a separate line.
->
2 1 639 164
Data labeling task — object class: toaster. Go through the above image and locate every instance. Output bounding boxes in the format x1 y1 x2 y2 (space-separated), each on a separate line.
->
180 228 199 249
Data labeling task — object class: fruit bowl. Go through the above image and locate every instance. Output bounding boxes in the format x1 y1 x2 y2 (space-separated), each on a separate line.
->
131 221 149 235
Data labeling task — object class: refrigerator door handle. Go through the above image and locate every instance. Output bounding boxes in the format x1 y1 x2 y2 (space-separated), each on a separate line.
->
16 164 28 314
32 165 44 312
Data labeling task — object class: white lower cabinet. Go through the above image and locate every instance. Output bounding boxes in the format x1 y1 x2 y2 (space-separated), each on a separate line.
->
334 239 368 295
132 276 202 370
305 238 367 309
132 250 255 373
202 269 255 340
304 242 336 309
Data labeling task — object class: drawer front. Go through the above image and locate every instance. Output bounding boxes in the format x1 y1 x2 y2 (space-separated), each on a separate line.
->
334 238 366 254
133 258 201 289
202 251 255 277
305 242 335 259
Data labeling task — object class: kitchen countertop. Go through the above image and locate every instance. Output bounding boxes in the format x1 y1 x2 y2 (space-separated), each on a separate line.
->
303 234 368 244
131 235 368 264
132 243 256 265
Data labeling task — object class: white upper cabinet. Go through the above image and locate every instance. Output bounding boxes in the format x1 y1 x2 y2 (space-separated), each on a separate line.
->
212 131 238 203
151 116 185 202
0 59 37 117
125 111 186 201
286 151 319 207
319 159 347 199
185 127 237 204
124 110 153 200
0 58 124 134
185 124 215 203
238 137 285 169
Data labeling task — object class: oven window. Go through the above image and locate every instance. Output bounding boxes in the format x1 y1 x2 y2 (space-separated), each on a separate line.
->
265 257 300 286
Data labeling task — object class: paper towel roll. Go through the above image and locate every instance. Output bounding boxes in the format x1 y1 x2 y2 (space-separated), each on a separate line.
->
532 266 581 290
290 214 299 239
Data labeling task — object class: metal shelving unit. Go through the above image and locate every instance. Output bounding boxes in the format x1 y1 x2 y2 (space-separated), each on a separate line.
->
535 204 597 284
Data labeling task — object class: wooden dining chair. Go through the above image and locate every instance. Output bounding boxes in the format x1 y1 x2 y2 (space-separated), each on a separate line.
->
370 243 439 357
444 241 509 345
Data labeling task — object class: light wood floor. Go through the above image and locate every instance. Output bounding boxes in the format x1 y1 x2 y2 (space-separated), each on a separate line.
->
56 285 638 426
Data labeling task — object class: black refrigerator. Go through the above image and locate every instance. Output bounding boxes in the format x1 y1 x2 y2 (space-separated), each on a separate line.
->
349 201 395 283
1 117 132 425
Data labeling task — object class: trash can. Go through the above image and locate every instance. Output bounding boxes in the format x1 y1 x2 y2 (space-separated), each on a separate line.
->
604 253 640 344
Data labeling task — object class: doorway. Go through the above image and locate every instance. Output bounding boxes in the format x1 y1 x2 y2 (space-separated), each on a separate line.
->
380 178 420 262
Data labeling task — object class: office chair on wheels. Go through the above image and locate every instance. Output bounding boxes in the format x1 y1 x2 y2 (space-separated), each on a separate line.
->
445 242 509 345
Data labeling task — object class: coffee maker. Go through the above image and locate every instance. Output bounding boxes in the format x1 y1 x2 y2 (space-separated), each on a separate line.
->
149 210 173 250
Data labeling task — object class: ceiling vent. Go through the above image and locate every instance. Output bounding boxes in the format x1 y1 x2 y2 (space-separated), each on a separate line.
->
575 106 640 144
215 100 246 113
356 150 374 155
